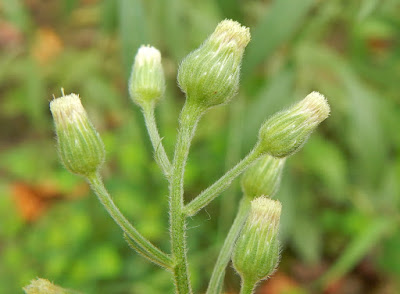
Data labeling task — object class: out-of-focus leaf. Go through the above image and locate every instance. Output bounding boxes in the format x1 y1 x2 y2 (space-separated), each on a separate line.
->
291 214 322 264
101 0 118 33
318 217 395 288
296 44 388 189
158 0 186 61
303 135 348 202
242 0 315 78
377 160 400 212
118 0 149 77
345 75 387 189
25 60 46 129
378 232 400 275
274 174 297 245
0 183 23 238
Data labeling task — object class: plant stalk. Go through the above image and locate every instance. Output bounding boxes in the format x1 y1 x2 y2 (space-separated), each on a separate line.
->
240 278 256 294
87 173 173 269
169 102 203 294
206 197 251 294
143 105 172 177
184 147 261 216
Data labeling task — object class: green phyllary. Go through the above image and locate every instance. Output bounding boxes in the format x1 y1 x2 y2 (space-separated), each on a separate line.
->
50 93 105 177
232 197 282 294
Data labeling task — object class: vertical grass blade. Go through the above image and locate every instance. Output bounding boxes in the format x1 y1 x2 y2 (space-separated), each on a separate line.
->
242 0 315 78
118 0 149 77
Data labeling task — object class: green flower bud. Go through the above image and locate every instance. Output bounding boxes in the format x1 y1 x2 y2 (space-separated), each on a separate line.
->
178 19 250 109
232 197 281 284
257 91 330 158
50 93 105 176
23 278 71 294
129 45 165 108
241 155 285 199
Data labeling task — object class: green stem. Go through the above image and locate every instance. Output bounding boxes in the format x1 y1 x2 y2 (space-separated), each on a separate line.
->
87 173 173 269
240 278 256 294
143 105 172 178
206 197 251 294
217 97 245 237
170 102 203 294
184 147 261 216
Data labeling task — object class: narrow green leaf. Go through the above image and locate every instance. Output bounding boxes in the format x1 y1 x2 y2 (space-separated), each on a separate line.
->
291 216 322 264
118 0 149 77
159 0 186 61
243 0 315 77
303 136 348 203
295 44 388 189
318 217 394 288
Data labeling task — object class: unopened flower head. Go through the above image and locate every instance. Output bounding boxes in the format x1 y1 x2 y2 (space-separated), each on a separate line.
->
232 197 281 283
241 155 285 199
23 278 70 294
50 93 105 176
178 19 250 109
129 45 165 108
257 92 330 158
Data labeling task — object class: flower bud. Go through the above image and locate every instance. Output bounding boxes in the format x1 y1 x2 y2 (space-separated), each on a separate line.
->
241 155 285 199
50 93 105 176
129 45 165 108
257 91 330 158
232 197 281 283
178 19 250 109
23 278 71 294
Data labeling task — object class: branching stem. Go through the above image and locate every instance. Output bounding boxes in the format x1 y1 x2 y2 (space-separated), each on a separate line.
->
184 147 261 216
87 173 173 269
206 197 251 294
169 102 204 294
142 105 172 178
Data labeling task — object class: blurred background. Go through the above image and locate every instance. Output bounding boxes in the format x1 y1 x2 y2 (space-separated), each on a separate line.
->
1 0 399 293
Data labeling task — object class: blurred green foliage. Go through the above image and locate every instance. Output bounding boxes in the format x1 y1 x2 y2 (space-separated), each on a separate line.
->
0 0 399 293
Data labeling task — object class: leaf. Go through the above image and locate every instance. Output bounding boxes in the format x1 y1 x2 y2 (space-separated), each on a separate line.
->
303 135 348 203
118 0 149 77
242 0 315 78
378 232 400 275
158 0 187 61
291 214 322 264
318 217 395 288
295 44 388 189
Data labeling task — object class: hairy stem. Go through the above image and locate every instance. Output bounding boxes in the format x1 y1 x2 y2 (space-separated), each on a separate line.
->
207 197 251 294
87 173 173 269
240 278 256 294
143 105 172 177
170 102 203 294
184 147 261 216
